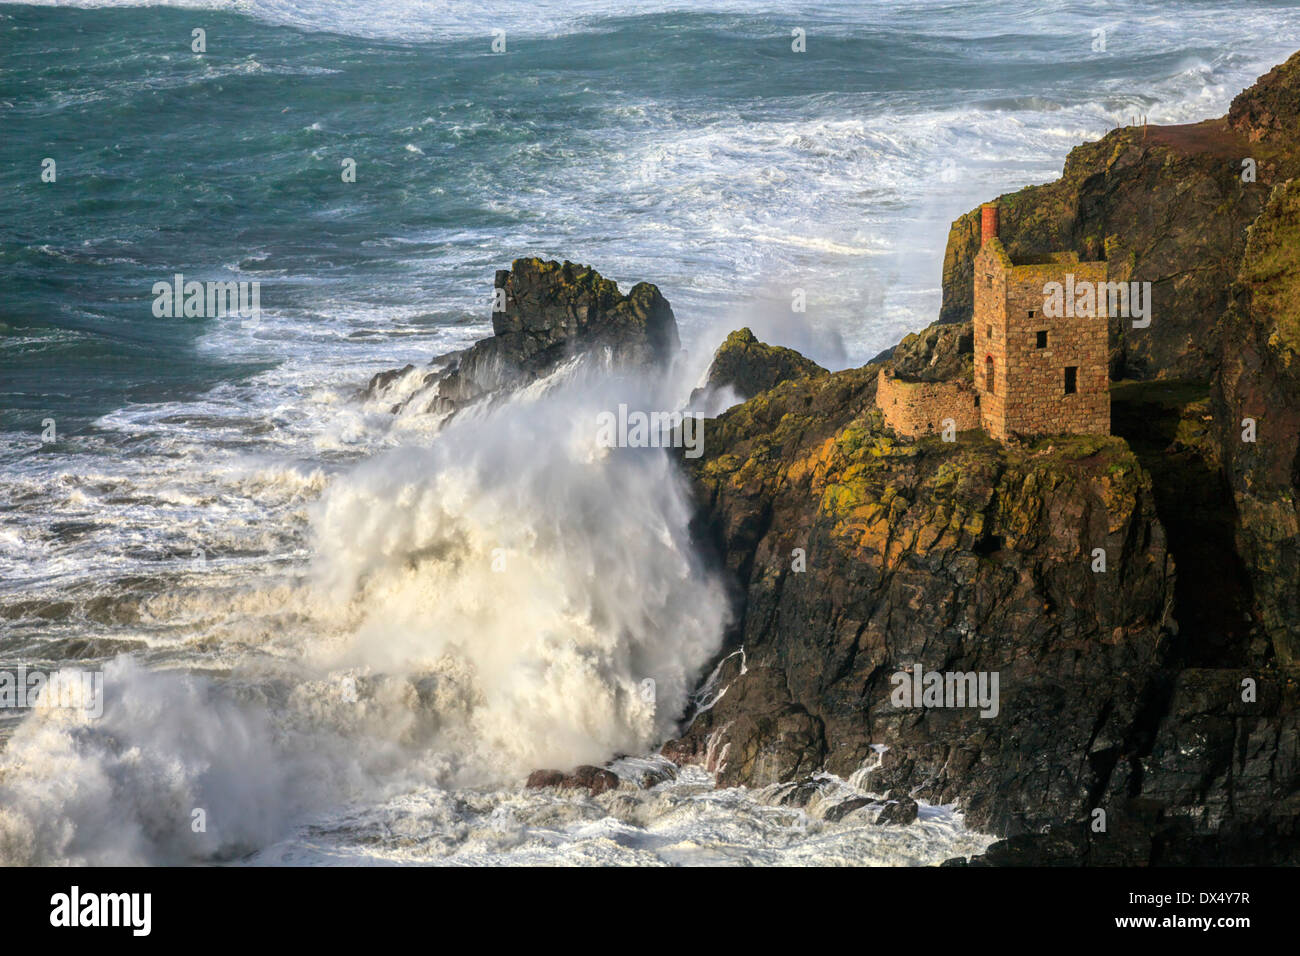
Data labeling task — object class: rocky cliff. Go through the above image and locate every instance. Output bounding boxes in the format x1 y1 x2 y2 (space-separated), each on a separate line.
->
1214 178 1300 666
664 367 1196 849
660 345 1297 861
660 53 1300 864
693 327 828 404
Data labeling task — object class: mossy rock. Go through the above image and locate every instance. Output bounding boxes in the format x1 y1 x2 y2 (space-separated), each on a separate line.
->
699 328 828 403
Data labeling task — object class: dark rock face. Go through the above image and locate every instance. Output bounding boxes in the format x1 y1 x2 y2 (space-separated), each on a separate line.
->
695 328 828 403
1213 179 1300 666
1109 381 1252 665
365 258 680 416
675 664 829 786
667 369 1177 837
938 51 1300 382
526 765 621 795
1136 670 1300 861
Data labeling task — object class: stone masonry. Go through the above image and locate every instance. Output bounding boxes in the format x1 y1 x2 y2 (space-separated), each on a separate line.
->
972 202 1110 440
877 370 980 437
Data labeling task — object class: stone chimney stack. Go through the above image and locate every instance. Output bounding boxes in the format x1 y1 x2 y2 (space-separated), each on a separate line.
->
980 202 1000 246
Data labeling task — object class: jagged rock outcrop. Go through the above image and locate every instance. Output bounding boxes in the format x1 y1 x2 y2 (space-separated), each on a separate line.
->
1228 51 1300 145
873 320 973 383
695 328 828 402
366 258 680 416
939 50 1300 382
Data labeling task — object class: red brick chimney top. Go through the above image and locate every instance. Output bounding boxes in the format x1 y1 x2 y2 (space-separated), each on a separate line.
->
981 202 999 246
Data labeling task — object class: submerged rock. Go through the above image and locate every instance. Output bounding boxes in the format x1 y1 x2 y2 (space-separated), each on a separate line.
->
364 363 414 401
526 765 621 796
772 780 822 808
822 797 871 823
875 795 919 826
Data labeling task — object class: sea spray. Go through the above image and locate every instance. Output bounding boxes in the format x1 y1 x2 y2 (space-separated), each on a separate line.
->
305 373 731 782
0 658 306 865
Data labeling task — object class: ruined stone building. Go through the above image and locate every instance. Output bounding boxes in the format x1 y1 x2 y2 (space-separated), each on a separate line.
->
878 201 1111 440
972 203 1110 439
874 359 981 437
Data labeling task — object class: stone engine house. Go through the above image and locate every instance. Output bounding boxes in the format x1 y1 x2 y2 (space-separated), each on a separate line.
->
973 203 1110 440
878 201 1111 441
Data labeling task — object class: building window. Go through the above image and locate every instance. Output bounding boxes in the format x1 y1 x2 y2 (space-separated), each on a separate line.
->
1064 366 1077 394
986 325 992 339
1036 330 1047 348
1028 310 1037 319
985 274 993 288
985 356 995 394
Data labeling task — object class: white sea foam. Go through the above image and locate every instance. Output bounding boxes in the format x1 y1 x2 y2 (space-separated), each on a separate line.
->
0 658 305 865
301 375 732 781
244 766 995 866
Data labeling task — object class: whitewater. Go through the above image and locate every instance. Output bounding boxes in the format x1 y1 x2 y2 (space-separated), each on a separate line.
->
2 0 1298 864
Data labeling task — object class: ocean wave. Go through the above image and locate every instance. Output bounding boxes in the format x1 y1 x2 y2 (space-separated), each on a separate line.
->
0 372 735 863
